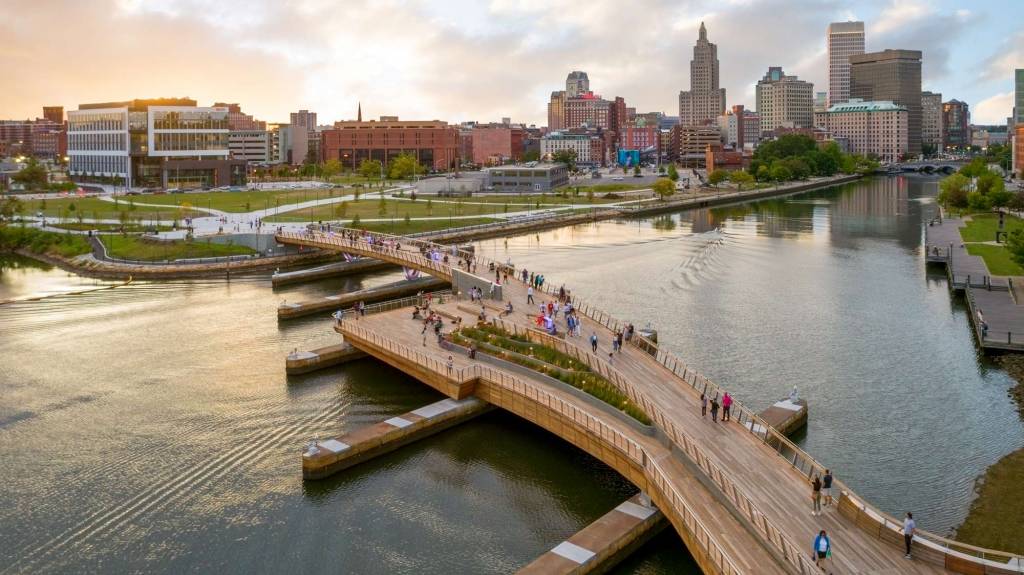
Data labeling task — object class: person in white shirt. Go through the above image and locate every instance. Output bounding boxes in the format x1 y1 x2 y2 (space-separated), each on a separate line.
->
903 512 916 559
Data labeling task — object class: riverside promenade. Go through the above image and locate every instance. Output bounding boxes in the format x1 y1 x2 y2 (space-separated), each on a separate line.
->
279 228 1024 574
925 216 1024 352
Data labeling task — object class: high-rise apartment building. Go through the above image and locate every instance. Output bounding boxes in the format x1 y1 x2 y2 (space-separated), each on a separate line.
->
814 99 908 163
565 93 612 130
756 67 814 134
565 71 590 98
814 92 828 113
827 21 865 107
678 22 726 127
289 110 317 132
942 99 970 150
921 91 943 152
850 49 922 155
1015 69 1024 124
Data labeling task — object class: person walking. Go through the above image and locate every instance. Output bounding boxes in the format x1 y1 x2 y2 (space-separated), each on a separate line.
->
903 512 916 559
822 469 834 507
700 393 707 417
811 475 823 516
616 331 623 353
710 396 719 422
721 392 732 422
811 530 831 569
446 355 454 376
591 332 599 353
527 286 534 304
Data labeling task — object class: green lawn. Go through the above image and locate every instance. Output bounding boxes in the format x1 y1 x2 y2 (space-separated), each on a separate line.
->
50 223 174 233
956 447 1024 554
265 196 566 223
959 214 1024 243
965 243 1024 276
101 235 256 261
351 217 500 235
24 197 201 221
572 182 651 193
136 188 350 213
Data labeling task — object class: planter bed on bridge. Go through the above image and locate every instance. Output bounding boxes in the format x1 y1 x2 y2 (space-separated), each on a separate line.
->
450 324 651 425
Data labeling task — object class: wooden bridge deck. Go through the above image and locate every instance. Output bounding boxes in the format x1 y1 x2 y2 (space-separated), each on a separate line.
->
279 229 1023 575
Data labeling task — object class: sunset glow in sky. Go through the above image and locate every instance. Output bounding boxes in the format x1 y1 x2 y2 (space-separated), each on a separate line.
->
1 0 1021 125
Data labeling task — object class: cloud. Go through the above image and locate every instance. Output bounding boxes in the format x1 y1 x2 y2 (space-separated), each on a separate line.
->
979 32 1024 83
973 91 1013 125
869 1 975 86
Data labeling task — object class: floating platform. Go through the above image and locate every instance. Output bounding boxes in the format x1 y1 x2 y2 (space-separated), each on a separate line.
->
302 397 492 480
757 398 808 438
271 258 392 287
277 276 449 319
517 493 667 575
285 342 367 375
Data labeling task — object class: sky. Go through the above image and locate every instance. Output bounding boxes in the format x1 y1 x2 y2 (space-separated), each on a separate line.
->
1 0 1021 126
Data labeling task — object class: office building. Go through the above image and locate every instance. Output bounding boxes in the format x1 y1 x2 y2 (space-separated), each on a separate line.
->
827 21 865 106
921 91 943 152
42 106 64 125
320 117 458 171
215 103 266 131
67 98 245 188
756 66 814 133
228 130 270 163
470 125 524 165
942 100 970 150
678 22 726 126
547 91 566 131
1013 125 1024 177
540 130 609 166
484 163 569 192
717 105 760 149
814 99 908 163
1015 69 1024 124
814 92 828 113
850 49 922 155
671 125 721 166
290 110 317 132
565 71 590 98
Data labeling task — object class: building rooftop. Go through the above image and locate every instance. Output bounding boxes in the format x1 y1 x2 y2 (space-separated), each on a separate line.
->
485 162 562 170
825 99 907 113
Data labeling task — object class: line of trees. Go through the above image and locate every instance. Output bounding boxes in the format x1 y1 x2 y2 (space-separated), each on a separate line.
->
937 157 1017 212
747 134 879 183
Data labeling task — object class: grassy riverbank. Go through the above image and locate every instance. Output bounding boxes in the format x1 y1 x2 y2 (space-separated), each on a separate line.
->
101 236 256 261
955 355 1024 554
0 227 92 258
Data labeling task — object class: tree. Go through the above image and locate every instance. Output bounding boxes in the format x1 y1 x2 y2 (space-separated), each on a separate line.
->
377 195 387 216
651 178 675 200
404 213 411 226
12 158 48 190
426 199 433 215
938 173 970 209
633 165 641 177
351 214 362 228
587 189 594 203
729 170 754 190
976 172 1005 196
967 191 992 212
769 164 793 182
322 159 342 179
522 149 540 163
1007 228 1024 267
756 165 771 182
335 201 348 218
388 153 418 180
708 169 729 187
551 149 578 172
358 159 383 181
667 163 679 181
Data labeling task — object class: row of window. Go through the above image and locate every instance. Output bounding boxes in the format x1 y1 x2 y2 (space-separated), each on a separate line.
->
68 133 127 152
154 133 229 152
70 155 129 176
69 114 126 132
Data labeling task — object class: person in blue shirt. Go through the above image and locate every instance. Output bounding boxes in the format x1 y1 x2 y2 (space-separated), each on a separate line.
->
812 530 831 569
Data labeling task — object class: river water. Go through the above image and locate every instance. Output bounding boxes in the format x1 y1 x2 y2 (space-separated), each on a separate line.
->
2 175 1021 573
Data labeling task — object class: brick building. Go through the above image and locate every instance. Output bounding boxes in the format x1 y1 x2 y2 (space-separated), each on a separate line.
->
320 118 458 171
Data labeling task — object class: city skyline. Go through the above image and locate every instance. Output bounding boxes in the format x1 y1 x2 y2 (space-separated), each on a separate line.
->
0 0 1021 126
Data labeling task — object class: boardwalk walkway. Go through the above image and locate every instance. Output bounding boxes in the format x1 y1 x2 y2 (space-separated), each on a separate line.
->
280 228 1024 574
925 216 1024 351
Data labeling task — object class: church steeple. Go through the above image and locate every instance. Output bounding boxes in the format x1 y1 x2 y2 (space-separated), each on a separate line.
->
357 101 362 122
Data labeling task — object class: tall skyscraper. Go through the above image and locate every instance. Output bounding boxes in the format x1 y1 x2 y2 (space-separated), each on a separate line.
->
547 91 566 130
42 106 64 124
678 22 726 127
921 91 944 152
942 99 970 150
850 49 922 155
827 21 865 107
756 67 814 133
565 71 590 98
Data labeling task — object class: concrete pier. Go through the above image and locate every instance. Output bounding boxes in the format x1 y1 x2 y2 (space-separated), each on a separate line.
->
271 258 392 287
517 493 667 575
302 397 492 480
285 342 367 375
277 276 449 320
756 398 808 438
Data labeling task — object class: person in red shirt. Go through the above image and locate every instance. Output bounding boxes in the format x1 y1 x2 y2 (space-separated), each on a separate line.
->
722 392 732 422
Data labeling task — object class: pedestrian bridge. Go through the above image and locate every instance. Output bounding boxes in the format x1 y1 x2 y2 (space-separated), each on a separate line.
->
277 229 1024 575
896 161 967 174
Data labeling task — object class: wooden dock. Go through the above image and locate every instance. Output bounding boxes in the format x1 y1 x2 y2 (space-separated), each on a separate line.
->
279 228 1024 575
277 277 449 319
271 258 392 287
285 342 366 375
517 493 667 575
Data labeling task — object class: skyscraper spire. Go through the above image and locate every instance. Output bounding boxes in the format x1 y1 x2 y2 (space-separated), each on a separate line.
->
698 21 706 42
357 101 362 122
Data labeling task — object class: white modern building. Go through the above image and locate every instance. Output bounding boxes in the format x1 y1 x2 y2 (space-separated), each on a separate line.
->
228 130 270 163
814 99 908 163
67 98 244 189
540 132 596 165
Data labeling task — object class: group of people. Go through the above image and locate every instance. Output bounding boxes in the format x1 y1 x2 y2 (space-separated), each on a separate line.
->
698 391 732 422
